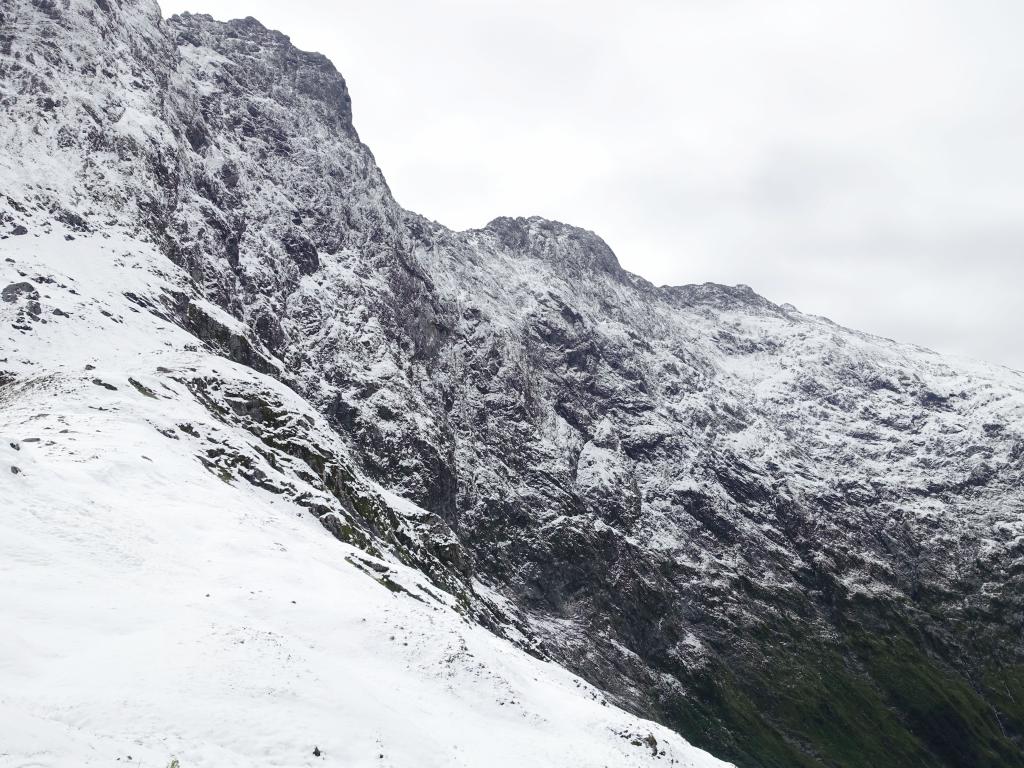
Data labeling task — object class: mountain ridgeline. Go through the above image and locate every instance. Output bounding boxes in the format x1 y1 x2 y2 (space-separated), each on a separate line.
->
3 1 1024 765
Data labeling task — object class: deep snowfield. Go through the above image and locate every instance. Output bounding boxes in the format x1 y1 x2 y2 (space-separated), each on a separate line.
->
0 231 731 767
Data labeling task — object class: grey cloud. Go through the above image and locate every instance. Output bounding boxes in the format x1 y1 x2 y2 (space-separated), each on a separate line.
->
161 0 1024 370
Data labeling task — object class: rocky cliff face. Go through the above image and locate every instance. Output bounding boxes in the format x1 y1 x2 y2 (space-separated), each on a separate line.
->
3 2 1024 766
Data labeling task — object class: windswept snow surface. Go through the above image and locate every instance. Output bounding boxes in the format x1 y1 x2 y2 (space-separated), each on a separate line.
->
0 231 731 767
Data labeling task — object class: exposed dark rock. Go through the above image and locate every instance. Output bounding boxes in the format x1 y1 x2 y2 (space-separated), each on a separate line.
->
5 4 1024 767
2 282 37 303
281 230 319 275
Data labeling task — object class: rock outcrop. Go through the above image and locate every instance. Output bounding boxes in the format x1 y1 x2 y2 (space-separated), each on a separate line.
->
3 2 1024 766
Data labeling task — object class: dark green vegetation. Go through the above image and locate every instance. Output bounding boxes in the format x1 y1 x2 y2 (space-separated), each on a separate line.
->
667 599 1024 768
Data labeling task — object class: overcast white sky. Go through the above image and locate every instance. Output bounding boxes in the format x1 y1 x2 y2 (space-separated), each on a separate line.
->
162 0 1024 370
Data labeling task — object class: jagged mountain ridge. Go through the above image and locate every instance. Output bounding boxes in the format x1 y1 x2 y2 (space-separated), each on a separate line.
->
0 227 730 767
3 1 1024 767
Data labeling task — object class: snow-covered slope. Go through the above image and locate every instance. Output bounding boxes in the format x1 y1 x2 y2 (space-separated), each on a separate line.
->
0 230 729 768
3 1 1024 766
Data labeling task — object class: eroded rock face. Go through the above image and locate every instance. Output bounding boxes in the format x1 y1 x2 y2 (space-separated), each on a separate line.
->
4 3 1024 766
2 282 37 303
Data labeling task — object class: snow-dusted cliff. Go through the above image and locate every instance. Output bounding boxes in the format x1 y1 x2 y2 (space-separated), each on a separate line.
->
0 230 728 767
2 1 1023 766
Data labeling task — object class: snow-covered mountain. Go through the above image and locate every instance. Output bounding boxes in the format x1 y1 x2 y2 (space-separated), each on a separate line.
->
2 1 1023 767
0 230 727 767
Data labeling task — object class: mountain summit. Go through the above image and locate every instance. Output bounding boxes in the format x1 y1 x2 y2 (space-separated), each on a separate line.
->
2 2 1024 766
